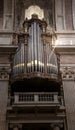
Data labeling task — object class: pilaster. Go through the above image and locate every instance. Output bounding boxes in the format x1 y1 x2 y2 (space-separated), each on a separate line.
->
0 66 9 130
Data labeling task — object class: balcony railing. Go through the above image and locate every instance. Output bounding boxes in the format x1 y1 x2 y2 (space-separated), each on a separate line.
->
8 92 60 108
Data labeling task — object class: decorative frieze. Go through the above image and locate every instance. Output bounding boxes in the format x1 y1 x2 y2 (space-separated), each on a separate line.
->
61 66 75 80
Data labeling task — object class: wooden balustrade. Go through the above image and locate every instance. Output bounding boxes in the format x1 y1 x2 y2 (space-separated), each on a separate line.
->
13 92 59 104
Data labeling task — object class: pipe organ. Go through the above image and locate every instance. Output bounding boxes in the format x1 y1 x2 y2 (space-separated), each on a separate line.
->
13 14 58 78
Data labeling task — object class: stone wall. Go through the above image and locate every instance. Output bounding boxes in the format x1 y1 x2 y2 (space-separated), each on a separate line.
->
60 53 75 130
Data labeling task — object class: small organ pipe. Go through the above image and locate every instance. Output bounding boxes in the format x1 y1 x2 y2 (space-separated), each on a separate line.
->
34 22 37 71
31 23 34 72
37 23 40 72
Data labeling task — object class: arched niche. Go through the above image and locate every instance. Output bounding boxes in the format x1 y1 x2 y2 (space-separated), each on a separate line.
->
15 0 54 30
25 5 44 20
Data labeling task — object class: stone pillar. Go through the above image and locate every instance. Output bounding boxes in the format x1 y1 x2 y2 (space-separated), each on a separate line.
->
0 68 9 130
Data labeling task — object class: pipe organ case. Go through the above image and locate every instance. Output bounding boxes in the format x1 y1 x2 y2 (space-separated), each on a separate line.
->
13 15 58 77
